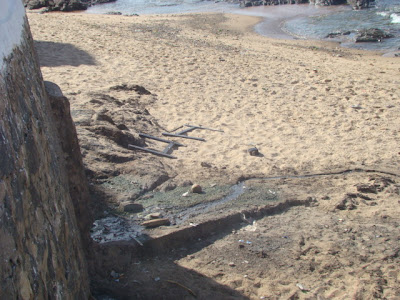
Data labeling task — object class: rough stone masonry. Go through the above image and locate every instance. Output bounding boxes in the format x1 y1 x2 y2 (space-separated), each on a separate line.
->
0 0 91 298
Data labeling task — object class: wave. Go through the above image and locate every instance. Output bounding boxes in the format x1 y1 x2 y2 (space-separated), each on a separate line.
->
390 13 400 23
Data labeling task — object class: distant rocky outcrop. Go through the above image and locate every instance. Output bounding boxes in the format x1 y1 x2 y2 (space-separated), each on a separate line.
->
238 0 366 8
347 0 371 9
24 0 116 11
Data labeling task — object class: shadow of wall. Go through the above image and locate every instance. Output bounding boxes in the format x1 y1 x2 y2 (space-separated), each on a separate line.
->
34 40 96 66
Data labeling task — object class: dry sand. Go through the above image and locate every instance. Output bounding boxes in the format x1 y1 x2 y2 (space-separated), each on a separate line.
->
28 11 400 181
27 11 400 299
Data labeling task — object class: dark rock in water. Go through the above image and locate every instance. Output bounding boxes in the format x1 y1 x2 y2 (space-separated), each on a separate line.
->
325 31 351 38
239 0 250 7
356 28 394 43
106 11 123 15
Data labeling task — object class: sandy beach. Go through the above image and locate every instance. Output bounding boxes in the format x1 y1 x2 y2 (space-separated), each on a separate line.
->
27 11 400 299
28 12 399 182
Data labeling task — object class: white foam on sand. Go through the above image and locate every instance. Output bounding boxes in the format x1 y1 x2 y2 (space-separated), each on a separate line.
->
0 0 26 72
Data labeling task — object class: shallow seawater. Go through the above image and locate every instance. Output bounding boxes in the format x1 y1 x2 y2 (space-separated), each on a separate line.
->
86 0 399 54
283 0 400 52
86 0 238 15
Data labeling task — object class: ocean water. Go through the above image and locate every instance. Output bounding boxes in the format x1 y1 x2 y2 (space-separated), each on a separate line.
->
86 0 400 53
86 0 238 15
283 0 400 52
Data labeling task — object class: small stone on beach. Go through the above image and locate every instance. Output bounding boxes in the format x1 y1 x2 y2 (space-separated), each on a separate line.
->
191 184 202 193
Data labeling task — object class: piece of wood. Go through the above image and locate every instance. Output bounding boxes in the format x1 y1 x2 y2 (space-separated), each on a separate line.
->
185 124 224 132
139 133 185 146
177 127 196 134
162 132 206 141
141 218 170 228
128 144 177 159
163 142 177 154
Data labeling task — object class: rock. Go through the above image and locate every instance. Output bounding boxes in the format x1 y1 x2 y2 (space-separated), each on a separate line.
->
355 28 394 43
191 184 202 194
201 162 212 168
180 180 193 187
335 197 358 210
106 11 122 15
117 124 129 131
119 202 143 213
110 270 119 279
87 124 142 148
356 184 377 194
160 182 177 192
92 112 116 125
228 262 236 267
248 147 259 156
141 218 170 228
325 31 351 38
347 0 371 9
24 0 117 11
372 177 395 191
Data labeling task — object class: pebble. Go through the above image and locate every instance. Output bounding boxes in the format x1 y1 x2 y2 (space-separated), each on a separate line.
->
144 212 162 220
110 270 119 279
191 184 202 193
141 218 170 228
248 147 259 156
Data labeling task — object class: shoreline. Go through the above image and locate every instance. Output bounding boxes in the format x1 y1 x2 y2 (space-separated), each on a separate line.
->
31 2 399 55
88 2 399 55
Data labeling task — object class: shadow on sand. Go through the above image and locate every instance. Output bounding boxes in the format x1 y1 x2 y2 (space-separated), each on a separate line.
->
34 40 96 67
89 185 251 299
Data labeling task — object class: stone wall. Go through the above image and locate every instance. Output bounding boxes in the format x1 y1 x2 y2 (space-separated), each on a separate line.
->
0 0 90 298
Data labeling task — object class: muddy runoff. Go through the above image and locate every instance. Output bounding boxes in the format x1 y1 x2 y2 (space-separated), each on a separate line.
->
91 179 279 244
92 168 399 248
91 168 397 246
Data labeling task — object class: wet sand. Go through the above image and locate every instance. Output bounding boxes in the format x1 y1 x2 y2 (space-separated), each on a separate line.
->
236 4 347 39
